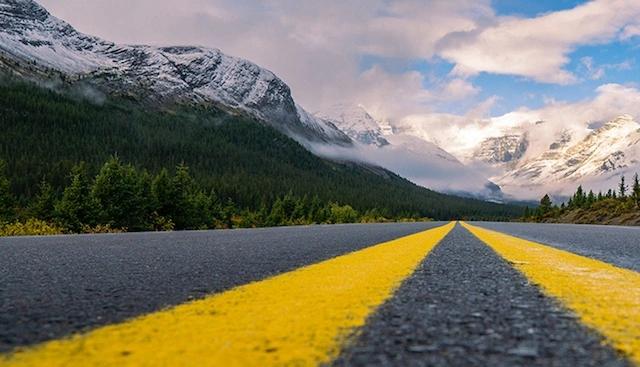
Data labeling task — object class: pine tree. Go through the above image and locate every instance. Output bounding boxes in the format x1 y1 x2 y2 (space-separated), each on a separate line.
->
573 186 585 208
92 156 149 231
632 173 640 207
538 194 553 217
267 197 286 226
587 190 596 207
151 168 175 223
55 163 99 232
0 160 16 223
171 163 199 229
28 178 56 221
619 175 627 199
523 206 531 218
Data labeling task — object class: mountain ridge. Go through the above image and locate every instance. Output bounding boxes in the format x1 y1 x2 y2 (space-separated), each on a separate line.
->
0 0 352 147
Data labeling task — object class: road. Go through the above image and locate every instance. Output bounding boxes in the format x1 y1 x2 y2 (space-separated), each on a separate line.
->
0 221 638 366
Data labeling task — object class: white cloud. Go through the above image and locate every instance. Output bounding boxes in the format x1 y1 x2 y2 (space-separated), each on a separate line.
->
38 0 493 117
439 0 640 84
396 83 640 162
580 57 605 80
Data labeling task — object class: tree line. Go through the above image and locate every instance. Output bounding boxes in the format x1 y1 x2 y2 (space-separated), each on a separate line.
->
0 157 408 235
0 78 523 235
524 174 640 223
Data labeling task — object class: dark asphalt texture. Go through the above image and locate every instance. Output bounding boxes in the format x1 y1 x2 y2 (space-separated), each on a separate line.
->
473 222 640 272
334 224 631 367
0 222 443 353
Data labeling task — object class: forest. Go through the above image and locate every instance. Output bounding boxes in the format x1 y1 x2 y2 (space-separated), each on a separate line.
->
524 175 640 226
0 80 522 235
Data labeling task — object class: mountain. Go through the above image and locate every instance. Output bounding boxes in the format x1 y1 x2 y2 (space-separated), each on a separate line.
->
474 134 529 164
316 104 504 200
0 0 351 147
315 104 390 147
496 115 640 198
0 0 524 221
0 79 524 221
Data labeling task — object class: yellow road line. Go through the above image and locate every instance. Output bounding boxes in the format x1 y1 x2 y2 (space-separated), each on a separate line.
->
462 222 640 364
0 222 455 367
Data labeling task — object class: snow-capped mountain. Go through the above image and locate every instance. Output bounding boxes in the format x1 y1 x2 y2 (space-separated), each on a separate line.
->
315 104 390 147
474 134 529 164
496 115 640 198
316 104 504 199
0 0 351 146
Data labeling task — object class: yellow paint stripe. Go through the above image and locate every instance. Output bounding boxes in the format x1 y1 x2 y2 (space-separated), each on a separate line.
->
0 222 455 367
462 222 640 364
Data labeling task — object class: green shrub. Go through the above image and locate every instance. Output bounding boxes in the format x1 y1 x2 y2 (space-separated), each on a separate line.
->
0 219 64 236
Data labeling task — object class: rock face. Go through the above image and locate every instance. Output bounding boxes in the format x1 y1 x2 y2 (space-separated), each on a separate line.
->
497 115 640 196
0 0 352 146
475 134 529 164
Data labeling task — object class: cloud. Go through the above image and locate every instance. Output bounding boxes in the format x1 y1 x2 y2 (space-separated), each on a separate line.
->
580 57 605 80
438 0 640 84
396 83 640 162
38 0 493 116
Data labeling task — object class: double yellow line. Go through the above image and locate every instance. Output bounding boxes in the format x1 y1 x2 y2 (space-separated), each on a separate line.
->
0 223 455 367
1 221 638 366
462 222 640 364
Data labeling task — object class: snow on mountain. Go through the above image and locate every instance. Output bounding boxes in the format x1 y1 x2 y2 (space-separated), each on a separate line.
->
315 104 503 199
497 115 640 198
0 0 351 146
315 104 390 147
474 134 529 164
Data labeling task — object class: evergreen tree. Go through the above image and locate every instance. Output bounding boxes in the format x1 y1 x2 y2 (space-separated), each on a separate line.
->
573 186 585 208
523 206 531 218
0 160 16 223
538 194 552 216
55 163 99 232
28 178 56 222
632 173 640 207
151 168 175 223
92 156 150 231
587 190 596 207
171 163 200 229
267 197 286 226
619 175 627 199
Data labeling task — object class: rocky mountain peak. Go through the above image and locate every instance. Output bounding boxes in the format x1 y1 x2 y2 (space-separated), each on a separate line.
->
0 0 352 147
315 104 389 147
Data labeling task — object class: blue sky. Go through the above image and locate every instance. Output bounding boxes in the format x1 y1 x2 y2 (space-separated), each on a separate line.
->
355 0 640 116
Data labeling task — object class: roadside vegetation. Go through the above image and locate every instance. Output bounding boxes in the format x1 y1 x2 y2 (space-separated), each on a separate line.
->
523 174 640 226
0 157 428 236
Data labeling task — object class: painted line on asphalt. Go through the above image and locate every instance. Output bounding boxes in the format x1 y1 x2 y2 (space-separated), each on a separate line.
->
0 222 455 367
462 222 640 364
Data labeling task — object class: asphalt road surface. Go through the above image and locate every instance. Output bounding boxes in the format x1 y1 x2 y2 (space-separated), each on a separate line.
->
0 221 638 366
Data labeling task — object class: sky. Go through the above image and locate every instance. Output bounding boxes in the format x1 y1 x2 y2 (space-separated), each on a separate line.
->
39 0 640 143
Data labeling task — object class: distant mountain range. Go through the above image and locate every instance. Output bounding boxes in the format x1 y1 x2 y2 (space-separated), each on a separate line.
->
2 0 637 202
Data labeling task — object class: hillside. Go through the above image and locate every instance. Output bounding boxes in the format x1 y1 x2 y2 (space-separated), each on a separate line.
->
524 176 640 226
0 79 522 224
